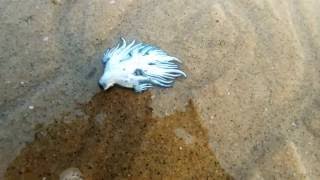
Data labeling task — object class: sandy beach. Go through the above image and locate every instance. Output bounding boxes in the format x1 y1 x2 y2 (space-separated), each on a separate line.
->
1 0 320 179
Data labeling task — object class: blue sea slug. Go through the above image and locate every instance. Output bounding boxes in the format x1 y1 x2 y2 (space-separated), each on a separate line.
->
99 38 186 92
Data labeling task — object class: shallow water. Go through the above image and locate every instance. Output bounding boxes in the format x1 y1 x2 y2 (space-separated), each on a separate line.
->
1 0 320 179
5 88 231 179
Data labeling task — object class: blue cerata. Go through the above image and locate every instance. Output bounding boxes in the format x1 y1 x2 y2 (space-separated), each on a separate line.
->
99 38 187 92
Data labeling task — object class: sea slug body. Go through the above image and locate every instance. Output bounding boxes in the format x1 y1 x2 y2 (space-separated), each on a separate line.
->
99 38 187 92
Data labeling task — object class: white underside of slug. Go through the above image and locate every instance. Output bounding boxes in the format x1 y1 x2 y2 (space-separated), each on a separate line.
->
99 38 187 92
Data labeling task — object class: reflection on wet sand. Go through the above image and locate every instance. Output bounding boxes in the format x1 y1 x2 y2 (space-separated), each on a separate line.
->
5 88 232 179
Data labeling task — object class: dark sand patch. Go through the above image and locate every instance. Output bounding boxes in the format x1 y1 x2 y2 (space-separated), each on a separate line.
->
5 88 232 179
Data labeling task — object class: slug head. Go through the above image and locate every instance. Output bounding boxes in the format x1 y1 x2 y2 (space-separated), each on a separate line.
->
98 72 115 90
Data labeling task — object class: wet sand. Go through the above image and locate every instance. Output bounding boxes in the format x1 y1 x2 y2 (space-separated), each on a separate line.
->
5 88 231 179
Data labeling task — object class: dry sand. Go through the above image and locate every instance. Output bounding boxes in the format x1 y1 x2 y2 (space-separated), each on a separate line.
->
1 0 320 179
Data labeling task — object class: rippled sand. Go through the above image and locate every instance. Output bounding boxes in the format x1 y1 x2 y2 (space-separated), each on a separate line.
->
1 0 319 179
